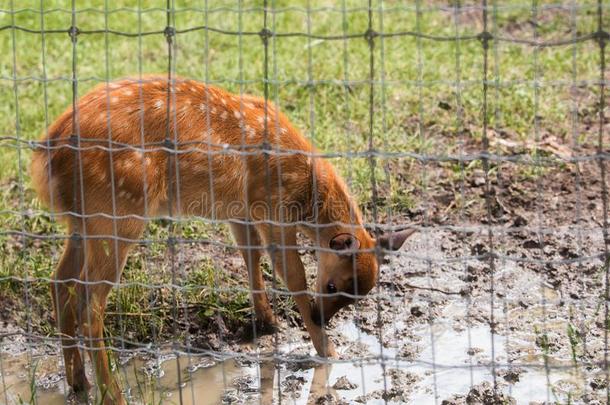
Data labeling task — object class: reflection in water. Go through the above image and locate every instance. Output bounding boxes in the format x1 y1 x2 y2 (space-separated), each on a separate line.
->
258 360 338 404
0 317 583 404
0 350 342 405
308 363 338 403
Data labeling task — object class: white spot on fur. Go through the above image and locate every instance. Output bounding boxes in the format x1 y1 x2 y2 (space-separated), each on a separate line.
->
109 83 120 89
221 98 227 106
117 177 125 187
244 102 255 109
221 111 228 120
203 128 214 140
280 127 288 135
211 106 217 114
111 96 119 104
154 100 164 109
256 116 264 125
199 104 207 113
123 89 133 96
120 158 133 169
233 110 242 119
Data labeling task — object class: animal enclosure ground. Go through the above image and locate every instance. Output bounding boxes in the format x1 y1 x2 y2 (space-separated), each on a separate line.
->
1 1 610 404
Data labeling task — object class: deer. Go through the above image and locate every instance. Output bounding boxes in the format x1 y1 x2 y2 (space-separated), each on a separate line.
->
30 76 414 404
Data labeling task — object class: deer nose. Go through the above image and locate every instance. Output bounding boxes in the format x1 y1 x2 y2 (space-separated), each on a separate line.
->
310 304 323 327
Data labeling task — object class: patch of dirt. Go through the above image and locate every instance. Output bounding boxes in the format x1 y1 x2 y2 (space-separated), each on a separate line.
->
332 376 358 390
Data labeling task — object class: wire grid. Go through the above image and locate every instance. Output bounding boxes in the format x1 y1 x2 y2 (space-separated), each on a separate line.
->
1 1 609 404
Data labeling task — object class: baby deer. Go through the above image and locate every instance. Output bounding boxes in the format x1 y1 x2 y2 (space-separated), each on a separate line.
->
30 76 413 404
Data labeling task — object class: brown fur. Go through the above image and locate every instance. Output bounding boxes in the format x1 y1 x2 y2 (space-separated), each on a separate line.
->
30 76 411 404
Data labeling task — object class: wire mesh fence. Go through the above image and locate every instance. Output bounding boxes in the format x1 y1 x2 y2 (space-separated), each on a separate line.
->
1 0 610 404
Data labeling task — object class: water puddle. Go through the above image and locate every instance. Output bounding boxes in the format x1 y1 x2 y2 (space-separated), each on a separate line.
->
0 262 587 405
0 317 584 404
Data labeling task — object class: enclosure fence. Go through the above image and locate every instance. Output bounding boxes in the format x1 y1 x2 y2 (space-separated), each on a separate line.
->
1 1 610 404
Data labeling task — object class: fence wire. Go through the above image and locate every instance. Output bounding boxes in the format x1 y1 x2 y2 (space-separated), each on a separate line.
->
1 1 610 404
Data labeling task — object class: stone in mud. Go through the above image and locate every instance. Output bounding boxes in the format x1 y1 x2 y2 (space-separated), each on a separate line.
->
511 214 528 228
354 369 420 403
142 354 175 379
386 368 420 395
495 367 525 384
590 377 608 390
286 357 319 372
332 375 358 390
186 357 216 373
470 242 487 256
339 339 372 359
354 388 409 403
466 347 483 356
281 374 306 394
220 388 240 404
314 393 348 405
398 343 421 361
35 372 64 390
410 305 425 317
441 381 515 405
232 375 258 393
523 239 543 249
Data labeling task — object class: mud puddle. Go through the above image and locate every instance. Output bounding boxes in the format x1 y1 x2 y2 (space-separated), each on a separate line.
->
2 226 606 404
0 316 583 404
406 318 581 404
0 324 407 404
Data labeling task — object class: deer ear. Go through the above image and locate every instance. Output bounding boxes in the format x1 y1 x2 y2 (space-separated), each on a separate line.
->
376 228 416 251
329 233 361 253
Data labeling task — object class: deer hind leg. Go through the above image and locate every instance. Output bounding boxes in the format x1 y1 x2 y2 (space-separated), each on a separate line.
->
50 228 90 396
76 218 145 405
230 222 277 332
257 224 337 358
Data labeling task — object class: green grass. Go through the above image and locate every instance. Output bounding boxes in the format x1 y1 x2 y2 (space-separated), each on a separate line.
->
0 0 605 344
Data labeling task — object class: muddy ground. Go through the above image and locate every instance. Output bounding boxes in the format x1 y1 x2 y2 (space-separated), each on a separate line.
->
2 135 610 405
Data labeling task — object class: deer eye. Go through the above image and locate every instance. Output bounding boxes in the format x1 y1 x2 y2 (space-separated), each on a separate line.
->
327 282 337 294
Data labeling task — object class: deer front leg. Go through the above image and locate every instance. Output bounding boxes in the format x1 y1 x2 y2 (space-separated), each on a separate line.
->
230 222 277 333
258 225 337 358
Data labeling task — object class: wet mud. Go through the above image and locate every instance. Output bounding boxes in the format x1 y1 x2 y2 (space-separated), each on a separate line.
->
2 155 609 403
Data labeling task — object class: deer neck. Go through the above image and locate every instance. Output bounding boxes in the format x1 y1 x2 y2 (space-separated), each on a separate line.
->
302 160 364 244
